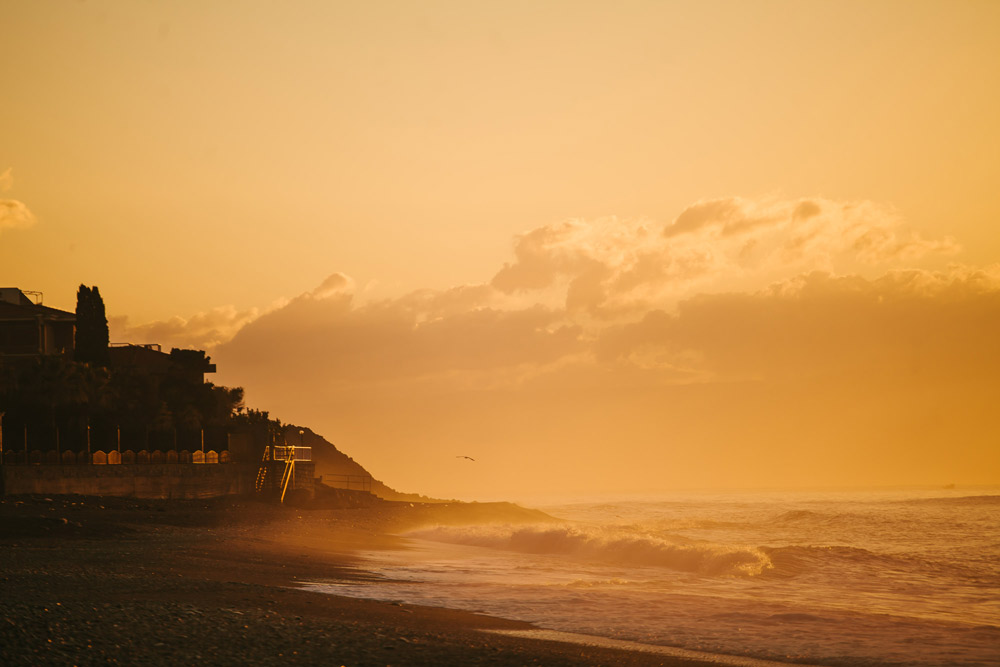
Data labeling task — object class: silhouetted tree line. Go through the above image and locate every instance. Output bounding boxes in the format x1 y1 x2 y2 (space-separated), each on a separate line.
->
0 285 278 456
231 407 286 456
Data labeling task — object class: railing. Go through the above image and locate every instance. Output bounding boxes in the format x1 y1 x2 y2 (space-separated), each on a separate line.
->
109 342 162 351
321 474 372 492
272 446 311 461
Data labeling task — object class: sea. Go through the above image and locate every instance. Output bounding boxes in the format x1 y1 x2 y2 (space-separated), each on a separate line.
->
303 488 1000 666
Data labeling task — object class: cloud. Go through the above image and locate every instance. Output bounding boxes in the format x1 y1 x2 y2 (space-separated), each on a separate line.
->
596 265 1000 382
0 169 37 234
212 196 978 391
0 200 35 233
488 196 960 319
666 196 961 267
218 288 581 389
214 262 1000 495
118 194 970 399
664 197 763 238
109 305 261 352
110 274 361 353
201 197 995 495
312 272 354 299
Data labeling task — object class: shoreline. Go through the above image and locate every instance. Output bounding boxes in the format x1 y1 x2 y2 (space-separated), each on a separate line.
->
1 494 781 666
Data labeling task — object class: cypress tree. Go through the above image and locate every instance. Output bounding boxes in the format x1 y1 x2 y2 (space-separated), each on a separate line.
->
74 285 93 362
91 286 111 366
75 284 110 366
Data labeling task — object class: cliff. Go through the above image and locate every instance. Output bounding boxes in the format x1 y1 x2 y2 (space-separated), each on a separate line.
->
281 426 444 503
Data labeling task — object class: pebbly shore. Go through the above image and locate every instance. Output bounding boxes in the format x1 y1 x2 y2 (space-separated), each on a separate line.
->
0 496 752 666
0 494 728 666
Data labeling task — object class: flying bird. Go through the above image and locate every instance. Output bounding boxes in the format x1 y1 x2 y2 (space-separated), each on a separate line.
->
456 455 476 461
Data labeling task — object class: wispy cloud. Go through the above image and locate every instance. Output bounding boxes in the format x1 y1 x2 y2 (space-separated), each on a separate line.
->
0 168 36 234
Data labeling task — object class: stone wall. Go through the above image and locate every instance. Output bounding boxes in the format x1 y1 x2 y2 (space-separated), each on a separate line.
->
1 463 256 499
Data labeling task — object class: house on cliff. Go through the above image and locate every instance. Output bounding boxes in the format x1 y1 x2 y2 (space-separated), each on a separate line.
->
0 288 75 361
0 288 216 382
0 287 257 500
108 344 217 385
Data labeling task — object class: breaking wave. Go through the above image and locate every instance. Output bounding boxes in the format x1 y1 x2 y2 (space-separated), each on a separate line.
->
404 524 771 576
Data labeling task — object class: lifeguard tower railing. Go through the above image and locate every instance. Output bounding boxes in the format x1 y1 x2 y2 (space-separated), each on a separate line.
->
272 446 311 461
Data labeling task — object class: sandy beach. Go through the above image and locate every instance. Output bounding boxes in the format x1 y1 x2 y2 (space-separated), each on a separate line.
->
0 494 729 667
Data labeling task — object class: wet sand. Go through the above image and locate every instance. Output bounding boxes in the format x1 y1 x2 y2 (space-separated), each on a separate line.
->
0 494 739 666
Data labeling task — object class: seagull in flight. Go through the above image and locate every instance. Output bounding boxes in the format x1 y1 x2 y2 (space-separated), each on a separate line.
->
456 455 476 461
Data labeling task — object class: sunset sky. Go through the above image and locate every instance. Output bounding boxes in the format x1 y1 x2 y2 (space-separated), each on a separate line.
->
2 1 998 499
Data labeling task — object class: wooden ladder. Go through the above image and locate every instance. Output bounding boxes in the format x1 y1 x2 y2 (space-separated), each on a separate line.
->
254 446 270 493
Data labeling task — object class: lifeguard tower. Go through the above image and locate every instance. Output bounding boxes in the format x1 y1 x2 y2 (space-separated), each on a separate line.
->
254 430 315 502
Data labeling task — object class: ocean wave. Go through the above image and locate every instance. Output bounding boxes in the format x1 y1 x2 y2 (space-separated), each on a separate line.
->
764 543 895 567
762 543 1000 589
404 524 772 576
561 578 633 588
896 494 1000 506
761 543 940 577
768 509 865 526
648 518 751 531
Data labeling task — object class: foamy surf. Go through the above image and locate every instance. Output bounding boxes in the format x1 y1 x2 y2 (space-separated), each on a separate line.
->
404 523 772 576
307 488 1000 666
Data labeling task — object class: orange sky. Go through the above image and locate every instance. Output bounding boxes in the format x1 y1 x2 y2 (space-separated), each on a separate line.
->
2 1 998 499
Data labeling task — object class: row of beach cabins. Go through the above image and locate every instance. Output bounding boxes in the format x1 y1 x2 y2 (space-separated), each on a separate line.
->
2 448 231 466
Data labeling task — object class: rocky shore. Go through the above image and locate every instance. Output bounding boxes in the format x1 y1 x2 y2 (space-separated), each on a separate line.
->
0 494 716 666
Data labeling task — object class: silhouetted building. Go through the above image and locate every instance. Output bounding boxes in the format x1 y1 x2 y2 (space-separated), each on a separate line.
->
108 344 216 385
0 288 76 360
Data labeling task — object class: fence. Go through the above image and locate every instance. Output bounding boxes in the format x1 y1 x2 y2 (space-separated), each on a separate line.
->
321 474 372 492
0 423 233 462
2 449 231 466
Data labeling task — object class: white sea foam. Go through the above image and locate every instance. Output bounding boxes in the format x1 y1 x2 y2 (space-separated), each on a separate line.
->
404 523 772 576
